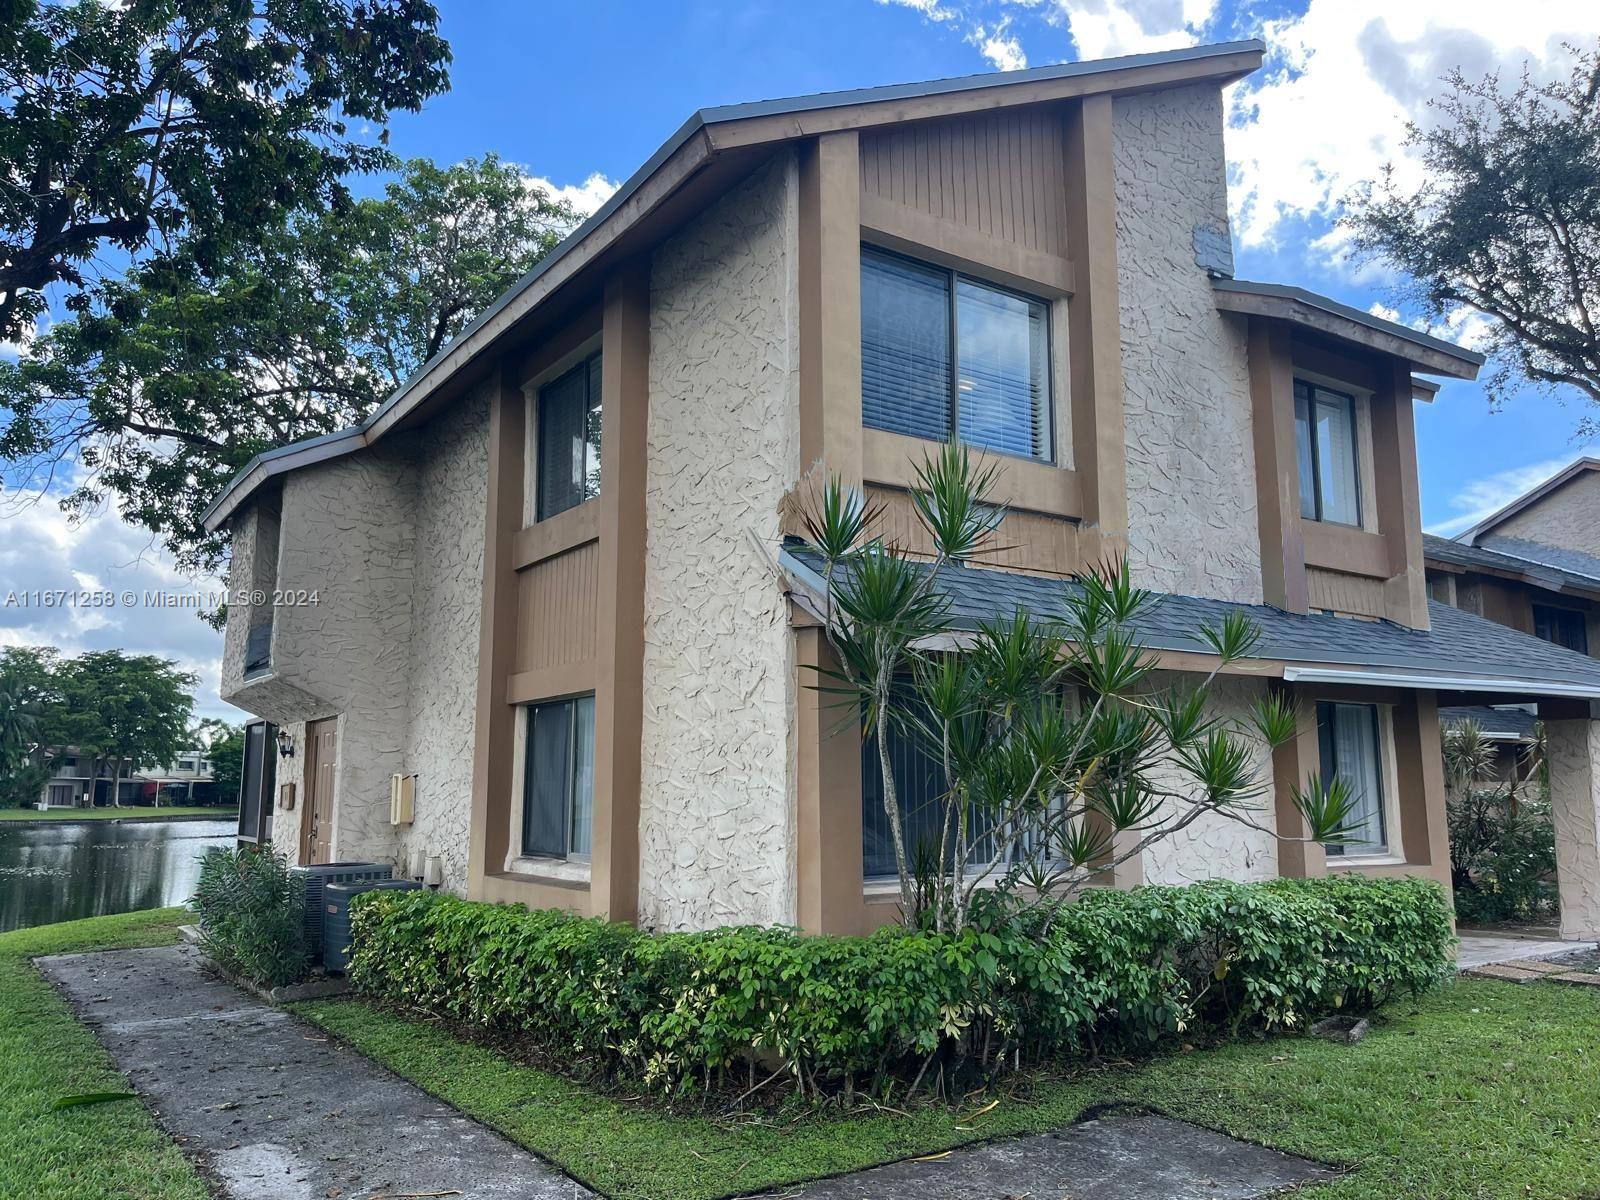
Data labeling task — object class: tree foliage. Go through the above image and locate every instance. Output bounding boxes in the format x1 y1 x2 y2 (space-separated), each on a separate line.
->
0 155 578 572
0 0 451 342
0 646 195 806
799 443 1359 935
1344 42 1600 416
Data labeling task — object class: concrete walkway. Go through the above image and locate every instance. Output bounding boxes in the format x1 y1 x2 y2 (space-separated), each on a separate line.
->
1456 930 1594 970
42 944 1341 1200
767 1112 1338 1199
40 945 591 1200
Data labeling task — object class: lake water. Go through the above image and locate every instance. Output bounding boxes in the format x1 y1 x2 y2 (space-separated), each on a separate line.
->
0 818 238 932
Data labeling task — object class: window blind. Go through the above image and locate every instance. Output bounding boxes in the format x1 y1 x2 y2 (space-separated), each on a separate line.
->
861 250 952 443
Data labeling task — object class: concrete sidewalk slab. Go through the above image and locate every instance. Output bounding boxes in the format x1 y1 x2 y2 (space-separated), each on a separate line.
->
38 945 591 1200
753 1112 1339 1199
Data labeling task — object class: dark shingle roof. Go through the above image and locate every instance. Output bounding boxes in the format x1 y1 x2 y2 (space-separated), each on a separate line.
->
1438 705 1540 740
782 546 1600 697
1424 532 1600 594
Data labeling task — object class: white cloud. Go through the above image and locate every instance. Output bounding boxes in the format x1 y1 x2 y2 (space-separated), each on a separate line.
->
1427 450 1600 537
877 0 1037 69
525 171 619 218
1049 0 1218 60
0 484 244 723
1227 3 1594 253
977 24 1028 70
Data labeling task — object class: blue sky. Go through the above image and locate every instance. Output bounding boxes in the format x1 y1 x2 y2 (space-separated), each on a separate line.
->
2 0 1596 719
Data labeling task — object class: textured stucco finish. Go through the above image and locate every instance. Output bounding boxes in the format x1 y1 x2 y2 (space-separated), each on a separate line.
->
637 153 802 931
1492 470 1600 557
1113 85 1262 605
220 397 488 890
1138 673 1279 886
1546 719 1600 940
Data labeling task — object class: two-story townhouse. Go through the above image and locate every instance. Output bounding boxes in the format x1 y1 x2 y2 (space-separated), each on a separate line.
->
202 40 1600 941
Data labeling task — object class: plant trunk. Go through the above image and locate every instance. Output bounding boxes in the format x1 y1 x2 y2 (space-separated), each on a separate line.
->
876 697 915 921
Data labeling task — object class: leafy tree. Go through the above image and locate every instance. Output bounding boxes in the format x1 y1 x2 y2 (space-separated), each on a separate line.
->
1443 718 1555 923
196 718 245 806
0 0 451 343
0 155 577 573
50 650 196 806
1344 43 1600 418
799 443 1358 934
0 646 60 804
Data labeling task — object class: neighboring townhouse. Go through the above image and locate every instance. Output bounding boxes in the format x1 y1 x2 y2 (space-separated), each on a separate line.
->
27 748 213 808
1426 459 1600 658
203 40 1600 941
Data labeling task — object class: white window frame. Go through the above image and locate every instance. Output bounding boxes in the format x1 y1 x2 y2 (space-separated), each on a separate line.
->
521 334 603 528
1321 702 1406 866
504 694 596 883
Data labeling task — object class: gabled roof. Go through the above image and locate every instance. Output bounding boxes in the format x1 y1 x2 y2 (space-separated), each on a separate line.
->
1458 457 1600 544
1423 532 1600 600
782 546 1600 699
1211 279 1484 378
201 40 1264 533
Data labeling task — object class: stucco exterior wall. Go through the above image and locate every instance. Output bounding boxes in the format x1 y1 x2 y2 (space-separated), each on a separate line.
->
1113 84 1262 605
396 388 490 894
637 152 802 931
1491 470 1600 558
1545 718 1600 940
1138 672 1279 886
220 397 489 883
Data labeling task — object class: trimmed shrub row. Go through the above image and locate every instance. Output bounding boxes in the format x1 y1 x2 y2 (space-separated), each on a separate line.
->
348 875 1453 1094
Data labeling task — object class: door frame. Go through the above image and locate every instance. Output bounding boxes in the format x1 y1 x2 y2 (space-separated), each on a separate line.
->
300 716 340 865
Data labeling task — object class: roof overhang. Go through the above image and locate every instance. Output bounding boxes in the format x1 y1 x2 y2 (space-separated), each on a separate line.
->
1212 279 1484 379
1280 665 1600 700
201 40 1265 533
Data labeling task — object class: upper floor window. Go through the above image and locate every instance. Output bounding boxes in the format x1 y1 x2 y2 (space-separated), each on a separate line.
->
860 247 1050 462
521 694 595 861
1294 380 1360 525
1317 701 1387 857
537 351 602 521
1533 603 1589 655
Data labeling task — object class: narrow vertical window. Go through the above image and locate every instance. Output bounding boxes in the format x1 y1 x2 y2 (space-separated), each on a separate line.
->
860 247 1050 461
1293 380 1360 525
521 695 595 861
1317 702 1387 856
537 351 603 521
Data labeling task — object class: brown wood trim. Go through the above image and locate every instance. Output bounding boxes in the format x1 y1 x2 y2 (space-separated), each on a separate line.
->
513 501 599 569
860 194 1075 297
1247 320 1309 612
704 50 1264 151
1062 95 1127 563
795 629 866 934
1370 358 1430 628
588 260 651 924
506 661 598 706
467 370 524 900
478 870 591 913
514 303 604 389
862 428 1083 518
798 131 863 479
1269 682 1326 878
1303 521 1390 578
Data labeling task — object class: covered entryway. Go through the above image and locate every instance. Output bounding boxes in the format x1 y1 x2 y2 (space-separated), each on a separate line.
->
301 717 339 865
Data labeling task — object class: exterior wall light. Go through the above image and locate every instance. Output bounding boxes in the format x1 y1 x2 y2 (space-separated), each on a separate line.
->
276 729 295 759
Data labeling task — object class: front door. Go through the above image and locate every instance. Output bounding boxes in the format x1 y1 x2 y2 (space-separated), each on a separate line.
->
302 718 339 865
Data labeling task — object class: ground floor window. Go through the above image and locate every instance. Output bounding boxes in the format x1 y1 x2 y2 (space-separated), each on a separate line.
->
1317 701 1387 856
521 695 595 860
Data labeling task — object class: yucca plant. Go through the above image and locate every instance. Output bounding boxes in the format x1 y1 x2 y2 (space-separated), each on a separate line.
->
802 440 1360 934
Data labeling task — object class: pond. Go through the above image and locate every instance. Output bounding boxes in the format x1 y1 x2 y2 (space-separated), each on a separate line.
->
0 818 238 933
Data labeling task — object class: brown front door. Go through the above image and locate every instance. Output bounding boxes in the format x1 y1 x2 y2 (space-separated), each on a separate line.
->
301 718 339 865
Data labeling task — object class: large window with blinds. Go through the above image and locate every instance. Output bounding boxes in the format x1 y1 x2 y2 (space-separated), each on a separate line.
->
521 695 595 861
1317 701 1388 857
1294 380 1361 525
536 352 602 521
860 247 1051 462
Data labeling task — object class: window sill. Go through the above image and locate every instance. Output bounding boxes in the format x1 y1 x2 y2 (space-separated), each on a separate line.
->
503 856 591 887
1325 853 1408 869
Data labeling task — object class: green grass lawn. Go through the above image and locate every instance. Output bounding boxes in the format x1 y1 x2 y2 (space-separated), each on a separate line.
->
298 977 1600 1200
0 806 236 822
0 909 209 1200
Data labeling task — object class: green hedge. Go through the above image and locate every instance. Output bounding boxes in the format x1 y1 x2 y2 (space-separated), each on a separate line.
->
348 875 1453 1094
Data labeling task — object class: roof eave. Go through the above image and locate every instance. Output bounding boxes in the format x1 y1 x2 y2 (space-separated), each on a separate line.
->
1212 279 1484 379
